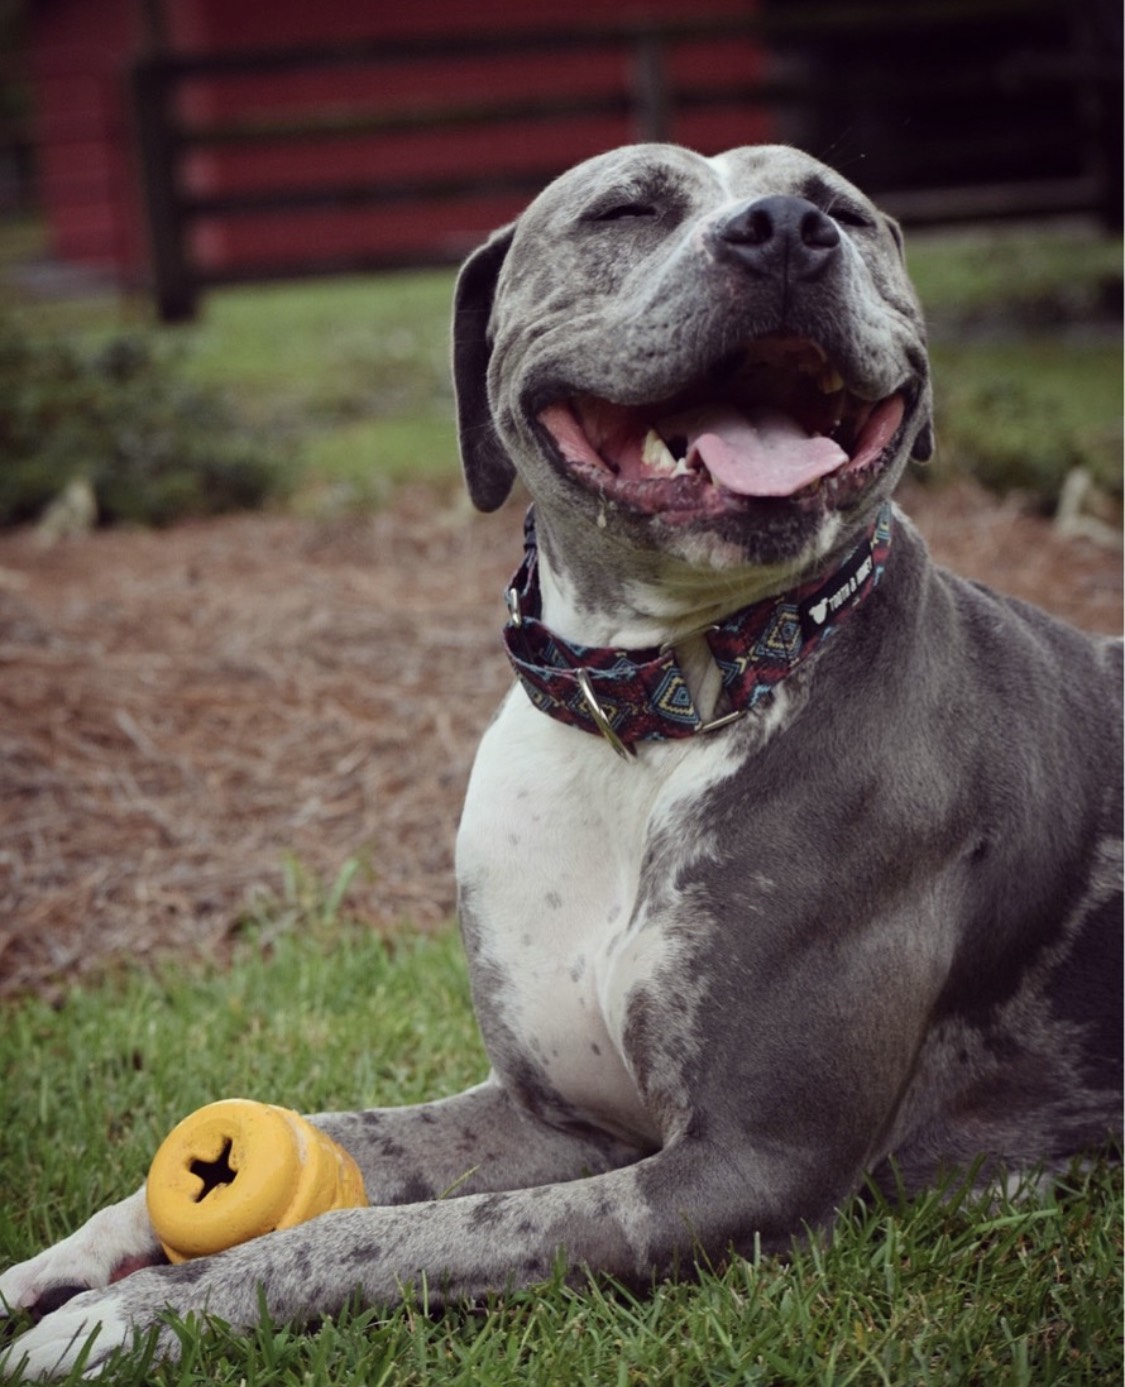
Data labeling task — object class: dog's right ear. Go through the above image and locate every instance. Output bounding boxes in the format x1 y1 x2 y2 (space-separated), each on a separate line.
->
452 225 518 512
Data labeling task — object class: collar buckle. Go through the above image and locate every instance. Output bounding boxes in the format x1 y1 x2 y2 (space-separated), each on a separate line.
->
575 669 636 761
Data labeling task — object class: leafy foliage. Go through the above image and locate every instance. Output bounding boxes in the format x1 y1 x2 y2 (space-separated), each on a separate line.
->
905 228 1123 508
926 340 1123 507
0 319 290 527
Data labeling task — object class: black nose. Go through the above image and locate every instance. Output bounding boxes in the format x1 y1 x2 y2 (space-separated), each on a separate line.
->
714 196 840 280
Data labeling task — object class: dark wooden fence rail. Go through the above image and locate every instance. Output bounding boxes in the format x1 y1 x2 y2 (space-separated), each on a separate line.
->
130 2 1118 321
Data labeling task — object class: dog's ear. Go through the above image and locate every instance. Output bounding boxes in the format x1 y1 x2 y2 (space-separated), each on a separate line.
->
453 225 518 512
911 420 935 462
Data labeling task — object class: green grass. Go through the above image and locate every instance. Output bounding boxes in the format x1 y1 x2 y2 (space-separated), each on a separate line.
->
905 225 1123 503
905 224 1121 326
296 416 460 509
177 272 459 511
180 272 455 407
2 908 1121 1386
927 338 1123 502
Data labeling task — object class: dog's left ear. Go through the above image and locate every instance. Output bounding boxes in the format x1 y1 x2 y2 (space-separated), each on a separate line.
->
453 224 518 512
911 419 935 462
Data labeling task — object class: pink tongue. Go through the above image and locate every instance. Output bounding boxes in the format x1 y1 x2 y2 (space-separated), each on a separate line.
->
662 405 848 498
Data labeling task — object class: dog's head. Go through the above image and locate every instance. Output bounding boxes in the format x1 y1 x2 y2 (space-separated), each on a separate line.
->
454 143 932 586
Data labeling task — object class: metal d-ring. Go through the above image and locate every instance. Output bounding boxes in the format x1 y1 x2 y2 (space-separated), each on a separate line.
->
575 669 635 761
658 623 747 737
505 587 522 627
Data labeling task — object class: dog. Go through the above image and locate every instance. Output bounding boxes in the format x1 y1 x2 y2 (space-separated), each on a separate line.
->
2 143 1121 1379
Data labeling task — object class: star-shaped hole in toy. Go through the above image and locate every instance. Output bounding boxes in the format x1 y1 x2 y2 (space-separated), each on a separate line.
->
189 1137 237 1202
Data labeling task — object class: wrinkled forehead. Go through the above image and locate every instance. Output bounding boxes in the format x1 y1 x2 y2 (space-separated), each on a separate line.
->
520 143 875 225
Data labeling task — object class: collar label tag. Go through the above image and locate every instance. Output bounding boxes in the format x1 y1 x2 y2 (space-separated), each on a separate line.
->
797 540 875 640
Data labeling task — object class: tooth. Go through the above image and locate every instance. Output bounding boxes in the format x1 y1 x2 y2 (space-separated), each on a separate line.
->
671 457 695 478
642 429 677 473
817 366 845 393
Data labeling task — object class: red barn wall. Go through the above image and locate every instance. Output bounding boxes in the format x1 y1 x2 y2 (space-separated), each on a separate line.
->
28 0 771 286
27 0 149 275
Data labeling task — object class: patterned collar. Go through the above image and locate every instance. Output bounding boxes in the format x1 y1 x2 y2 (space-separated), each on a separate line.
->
502 503 893 759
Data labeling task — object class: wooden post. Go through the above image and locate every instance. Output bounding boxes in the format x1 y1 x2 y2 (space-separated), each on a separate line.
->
130 59 196 322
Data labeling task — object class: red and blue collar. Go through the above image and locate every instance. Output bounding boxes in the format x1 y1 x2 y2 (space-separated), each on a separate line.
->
502 503 893 759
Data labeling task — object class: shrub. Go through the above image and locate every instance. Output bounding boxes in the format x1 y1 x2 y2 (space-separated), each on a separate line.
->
0 318 291 527
925 340 1123 510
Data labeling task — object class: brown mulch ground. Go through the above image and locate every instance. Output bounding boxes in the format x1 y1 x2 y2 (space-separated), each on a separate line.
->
0 479 1120 999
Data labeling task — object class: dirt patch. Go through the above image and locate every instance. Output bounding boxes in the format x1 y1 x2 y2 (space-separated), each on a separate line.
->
0 479 1120 998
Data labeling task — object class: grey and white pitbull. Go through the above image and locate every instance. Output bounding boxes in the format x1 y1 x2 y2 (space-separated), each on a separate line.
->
3 143 1121 1378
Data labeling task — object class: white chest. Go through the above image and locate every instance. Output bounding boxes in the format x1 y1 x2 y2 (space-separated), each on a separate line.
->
455 686 761 1144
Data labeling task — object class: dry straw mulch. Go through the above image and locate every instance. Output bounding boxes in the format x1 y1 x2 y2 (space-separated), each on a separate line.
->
1 479 1120 998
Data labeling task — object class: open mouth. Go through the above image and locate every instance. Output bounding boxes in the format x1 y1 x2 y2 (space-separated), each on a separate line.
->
538 335 906 512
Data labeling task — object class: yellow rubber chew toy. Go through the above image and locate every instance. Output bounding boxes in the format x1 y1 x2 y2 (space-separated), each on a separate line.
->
146 1099 367 1263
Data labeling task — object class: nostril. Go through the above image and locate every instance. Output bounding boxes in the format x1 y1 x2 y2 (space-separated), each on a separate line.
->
742 208 774 247
800 209 840 250
720 205 774 247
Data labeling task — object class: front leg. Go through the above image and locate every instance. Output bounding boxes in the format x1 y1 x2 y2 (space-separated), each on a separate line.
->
309 1077 647 1203
0 1135 794 1380
0 1079 643 1333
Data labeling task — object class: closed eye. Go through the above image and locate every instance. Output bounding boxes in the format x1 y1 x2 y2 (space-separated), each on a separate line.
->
801 176 876 231
829 203 875 230
585 201 659 223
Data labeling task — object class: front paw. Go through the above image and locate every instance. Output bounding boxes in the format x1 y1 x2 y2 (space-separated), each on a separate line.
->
2 1254 256 1381
0 1252 93 1327
1 1188 160 1324
0 1282 136 1381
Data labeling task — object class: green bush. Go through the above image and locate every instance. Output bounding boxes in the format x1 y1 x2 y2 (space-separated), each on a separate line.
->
927 340 1123 508
906 227 1123 510
0 319 291 527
